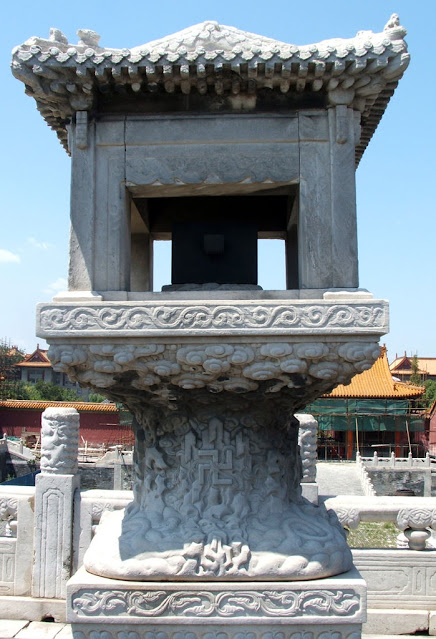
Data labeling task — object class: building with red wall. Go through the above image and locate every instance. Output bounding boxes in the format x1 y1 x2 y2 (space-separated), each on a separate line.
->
0 400 134 447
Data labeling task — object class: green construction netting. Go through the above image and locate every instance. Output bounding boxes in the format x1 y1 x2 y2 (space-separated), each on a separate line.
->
303 399 424 432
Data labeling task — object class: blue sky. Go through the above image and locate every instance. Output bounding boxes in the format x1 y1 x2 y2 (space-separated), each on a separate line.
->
1 1 434 360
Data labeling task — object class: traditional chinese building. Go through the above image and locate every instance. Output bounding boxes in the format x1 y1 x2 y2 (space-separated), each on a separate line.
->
390 353 436 382
305 347 426 459
14 344 88 398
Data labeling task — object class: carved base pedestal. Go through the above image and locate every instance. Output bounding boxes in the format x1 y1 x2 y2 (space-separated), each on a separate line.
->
67 566 366 639
83 410 352 581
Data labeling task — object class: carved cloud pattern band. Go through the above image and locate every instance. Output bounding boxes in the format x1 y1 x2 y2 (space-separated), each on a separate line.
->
72 588 361 619
39 303 387 335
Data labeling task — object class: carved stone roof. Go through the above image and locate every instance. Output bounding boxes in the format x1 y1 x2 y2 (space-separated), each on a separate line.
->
11 16 409 164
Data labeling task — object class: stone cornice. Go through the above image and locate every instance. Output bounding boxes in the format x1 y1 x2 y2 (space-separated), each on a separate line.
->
11 16 409 163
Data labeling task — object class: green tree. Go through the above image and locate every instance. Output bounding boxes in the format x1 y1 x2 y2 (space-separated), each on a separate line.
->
0 340 26 400
25 380 80 402
409 354 422 386
423 380 436 408
89 393 106 403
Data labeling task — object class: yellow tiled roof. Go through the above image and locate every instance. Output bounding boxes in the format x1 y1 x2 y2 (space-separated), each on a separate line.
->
390 356 436 376
15 361 52 368
15 346 51 368
0 400 118 412
324 347 425 399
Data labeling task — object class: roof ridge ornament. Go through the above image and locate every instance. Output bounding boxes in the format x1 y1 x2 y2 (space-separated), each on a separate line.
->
77 28 101 49
384 13 407 41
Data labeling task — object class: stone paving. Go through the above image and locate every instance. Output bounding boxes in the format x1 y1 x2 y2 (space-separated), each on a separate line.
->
316 461 365 497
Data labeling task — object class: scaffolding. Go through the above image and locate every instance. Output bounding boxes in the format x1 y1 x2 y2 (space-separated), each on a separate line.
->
303 398 427 460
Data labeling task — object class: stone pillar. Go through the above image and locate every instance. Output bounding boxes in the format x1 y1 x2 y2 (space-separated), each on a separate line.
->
69 116 131 292
32 408 80 599
94 120 130 292
68 112 96 291
298 107 358 289
328 105 359 288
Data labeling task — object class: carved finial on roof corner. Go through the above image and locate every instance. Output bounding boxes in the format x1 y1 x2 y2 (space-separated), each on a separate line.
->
77 28 101 48
383 13 407 40
49 28 68 45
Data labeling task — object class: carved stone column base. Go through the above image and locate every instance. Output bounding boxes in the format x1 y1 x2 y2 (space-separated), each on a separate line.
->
67 566 366 638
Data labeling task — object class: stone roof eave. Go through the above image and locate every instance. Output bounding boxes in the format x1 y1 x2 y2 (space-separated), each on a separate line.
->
11 16 410 165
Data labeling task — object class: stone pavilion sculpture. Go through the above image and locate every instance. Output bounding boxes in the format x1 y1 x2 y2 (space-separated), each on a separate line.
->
12 14 408 638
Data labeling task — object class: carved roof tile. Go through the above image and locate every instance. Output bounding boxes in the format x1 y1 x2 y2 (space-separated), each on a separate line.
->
11 16 409 163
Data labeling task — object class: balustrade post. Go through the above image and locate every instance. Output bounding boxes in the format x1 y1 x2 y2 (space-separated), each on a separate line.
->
391 452 396 467
373 451 378 467
408 452 413 468
32 408 80 599
296 414 318 504
397 507 436 551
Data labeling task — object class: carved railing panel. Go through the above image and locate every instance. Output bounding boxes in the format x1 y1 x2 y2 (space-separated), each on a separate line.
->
0 486 34 596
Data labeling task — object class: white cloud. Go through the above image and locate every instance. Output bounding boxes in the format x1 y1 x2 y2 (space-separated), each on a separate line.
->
43 277 68 295
28 237 52 250
0 249 20 264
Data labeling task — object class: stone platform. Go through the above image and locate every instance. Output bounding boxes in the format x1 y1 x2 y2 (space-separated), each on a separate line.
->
66 567 366 638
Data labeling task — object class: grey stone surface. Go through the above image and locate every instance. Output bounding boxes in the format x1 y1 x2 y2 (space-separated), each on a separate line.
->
368 469 428 496
67 565 366 623
15 621 65 639
0 620 28 638
0 488 34 597
430 610 436 635
37 299 388 337
38 297 385 582
301 483 319 504
0 597 66 623
317 463 365 497
66 625 365 639
353 548 436 610
297 414 318 484
32 474 79 599
33 409 80 599
84 412 353 581
363 609 429 636
41 408 79 475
